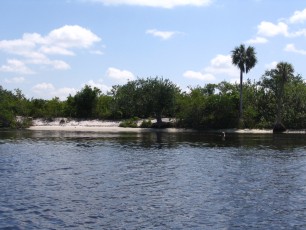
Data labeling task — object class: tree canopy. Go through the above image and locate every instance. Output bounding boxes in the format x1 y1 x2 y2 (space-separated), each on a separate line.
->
0 71 305 130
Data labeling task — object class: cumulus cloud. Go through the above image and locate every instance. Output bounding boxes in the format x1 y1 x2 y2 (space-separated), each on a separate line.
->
255 9 306 39
146 29 180 40
51 87 77 100
204 54 238 77
289 8 306 24
0 25 101 72
183 71 215 81
27 58 70 70
284 44 306 55
246 36 268 44
39 46 75 56
106 67 135 83
290 29 306 37
32 82 55 93
86 80 111 93
87 0 212 8
4 76 25 84
257 21 289 37
183 54 239 82
0 59 34 74
46 25 101 49
90 50 104 55
32 82 77 100
265 61 278 70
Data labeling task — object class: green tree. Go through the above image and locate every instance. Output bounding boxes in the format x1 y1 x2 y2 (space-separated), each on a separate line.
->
112 77 180 127
176 83 239 129
231 44 257 126
45 97 65 118
140 77 180 126
95 94 113 119
262 62 295 132
272 62 294 132
283 75 306 129
111 81 140 119
0 86 15 127
64 95 77 118
74 85 101 118
29 99 48 118
176 86 207 128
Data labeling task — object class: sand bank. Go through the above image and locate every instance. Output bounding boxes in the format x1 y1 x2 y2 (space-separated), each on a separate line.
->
27 125 192 133
27 118 305 134
28 118 191 132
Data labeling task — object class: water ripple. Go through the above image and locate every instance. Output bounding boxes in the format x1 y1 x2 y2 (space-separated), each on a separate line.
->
0 132 306 229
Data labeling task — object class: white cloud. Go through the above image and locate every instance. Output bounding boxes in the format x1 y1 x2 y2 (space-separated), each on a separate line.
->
27 57 71 70
4 76 25 84
32 82 77 100
257 21 289 37
146 29 179 40
0 59 34 74
90 50 104 55
0 25 101 72
50 60 71 70
290 29 306 37
204 54 238 77
0 36 36 56
183 71 215 81
246 36 268 44
289 8 306 24
52 87 77 100
88 0 212 8
86 80 111 93
284 44 306 55
32 83 55 94
106 67 135 83
46 25 101 49
183 54 239 82
265 61 278 70
40 46 75 56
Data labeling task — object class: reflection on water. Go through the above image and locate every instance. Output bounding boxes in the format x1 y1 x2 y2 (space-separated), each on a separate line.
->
0 130 305 229
0 130 305 150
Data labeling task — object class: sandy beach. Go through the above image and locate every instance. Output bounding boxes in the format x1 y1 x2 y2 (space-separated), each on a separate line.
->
27 118 191 133
27 118 305 134
27 125 189 133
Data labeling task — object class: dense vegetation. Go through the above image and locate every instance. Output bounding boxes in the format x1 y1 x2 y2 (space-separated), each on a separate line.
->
1 64 305 130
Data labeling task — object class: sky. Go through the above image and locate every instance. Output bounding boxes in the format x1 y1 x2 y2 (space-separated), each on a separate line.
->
0 0 306 100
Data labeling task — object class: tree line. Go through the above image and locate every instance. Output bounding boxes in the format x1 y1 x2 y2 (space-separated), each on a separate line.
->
0 45 305 131
0 70 305 131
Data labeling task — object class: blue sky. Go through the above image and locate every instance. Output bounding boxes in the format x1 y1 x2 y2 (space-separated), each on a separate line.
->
1 0 306 99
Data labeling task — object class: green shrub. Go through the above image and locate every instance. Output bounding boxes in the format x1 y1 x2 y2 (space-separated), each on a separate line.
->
119 117 139 128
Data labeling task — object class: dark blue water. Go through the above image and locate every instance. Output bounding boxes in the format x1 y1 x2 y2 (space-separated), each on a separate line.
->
0 131 306 229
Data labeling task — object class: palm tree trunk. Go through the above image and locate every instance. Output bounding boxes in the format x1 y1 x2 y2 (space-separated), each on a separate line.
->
239 70 243 119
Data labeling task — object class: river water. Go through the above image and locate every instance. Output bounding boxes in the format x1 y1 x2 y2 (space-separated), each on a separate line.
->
0 130 305 229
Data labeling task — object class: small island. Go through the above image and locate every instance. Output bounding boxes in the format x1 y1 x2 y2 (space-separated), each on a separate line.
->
0 48 305 133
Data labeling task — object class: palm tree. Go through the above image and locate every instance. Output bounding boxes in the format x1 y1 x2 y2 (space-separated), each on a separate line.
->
231 44 257 126
273 62 294 133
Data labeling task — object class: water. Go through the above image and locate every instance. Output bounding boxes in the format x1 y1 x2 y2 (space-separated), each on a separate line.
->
0 130 305 229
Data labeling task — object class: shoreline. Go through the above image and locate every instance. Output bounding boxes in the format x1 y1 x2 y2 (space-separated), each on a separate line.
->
24 118 306 134
26 126 306 134
27 126 191 133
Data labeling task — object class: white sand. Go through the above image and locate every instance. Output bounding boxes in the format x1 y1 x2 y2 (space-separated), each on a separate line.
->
27 126 190 133
27 118 305 134
28 118 190 133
